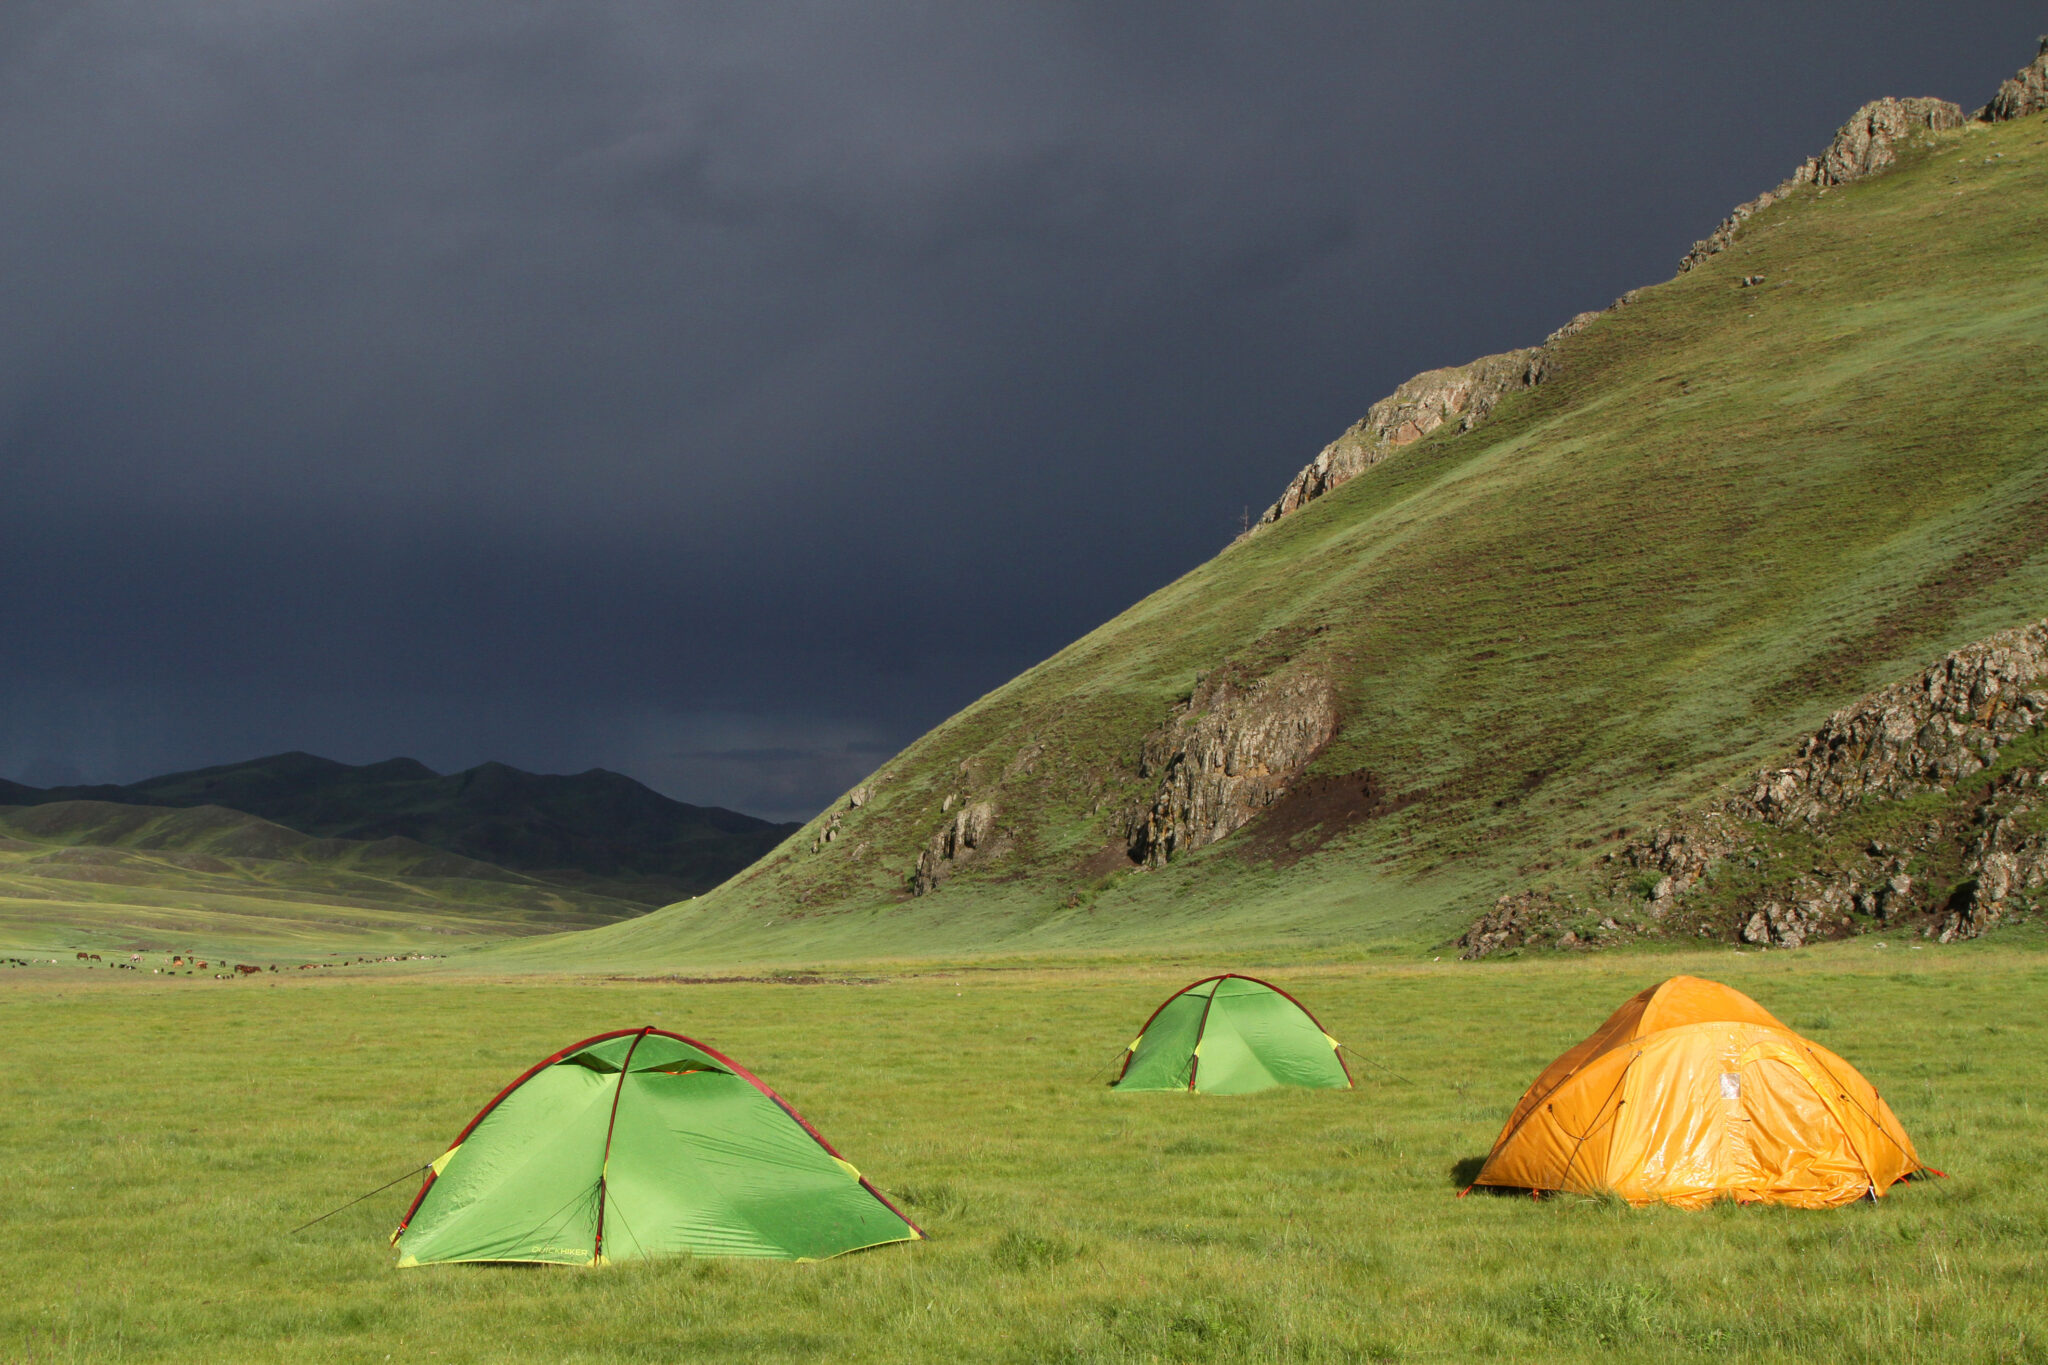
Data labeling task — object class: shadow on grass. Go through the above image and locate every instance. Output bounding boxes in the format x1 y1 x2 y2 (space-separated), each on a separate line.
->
1449 1154 1536 1197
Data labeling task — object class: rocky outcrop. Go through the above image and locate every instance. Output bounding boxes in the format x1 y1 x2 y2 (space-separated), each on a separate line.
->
1608 617 2048 948
1678 184 1798 273
1458 890 1646 959
1253 350 1547 528
1246 284 1653 535
1125 668 1337 867
1794 97 1966 189
1980 36 2048 122
912 800 995 895
1680 97 1964 272
1739 619 2048 826
1458 891 1562 959
1460 617 2048 955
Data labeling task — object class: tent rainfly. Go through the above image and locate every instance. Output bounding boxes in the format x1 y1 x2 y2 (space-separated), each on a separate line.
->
1112 974 1351 1094
392 1027 922 1265
1470 976 1927 1208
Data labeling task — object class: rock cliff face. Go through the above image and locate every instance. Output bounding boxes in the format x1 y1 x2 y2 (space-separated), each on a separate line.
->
1981 36 2048 122
1686 619 2048 947
912 800 996 895
1124 667 1337 867
1463 618 2048 957
1740 621 2048 826
1795 97 1967 188
1679 97 1964 272
1252 349 1547 528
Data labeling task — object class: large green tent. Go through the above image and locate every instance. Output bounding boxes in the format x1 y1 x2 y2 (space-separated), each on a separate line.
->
392 1027 921 1266
1112 974 1351 1095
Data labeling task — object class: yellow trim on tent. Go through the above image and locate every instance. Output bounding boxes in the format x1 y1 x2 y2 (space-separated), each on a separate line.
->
1323 1033 1342 1050
430 1144 462 1176
832 1156 861 1181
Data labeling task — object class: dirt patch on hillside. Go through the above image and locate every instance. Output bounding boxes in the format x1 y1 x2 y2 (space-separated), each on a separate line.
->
1230 769 1409 866
1074 841 1137 878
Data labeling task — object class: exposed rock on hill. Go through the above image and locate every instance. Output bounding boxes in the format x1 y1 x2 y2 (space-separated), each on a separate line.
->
1464 618 2048 956
1252 349 1547 529
1458 890 1565 959
1124 667 1336 867
1676 188 1792 274
1740 620 2048 826
912 800 996 894
1797 97 1966 189
1980 36 2048 121
1680 97 1963 272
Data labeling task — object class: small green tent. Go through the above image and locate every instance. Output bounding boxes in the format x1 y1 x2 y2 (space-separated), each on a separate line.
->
392 1027 921 1266
1112 974 1351 1095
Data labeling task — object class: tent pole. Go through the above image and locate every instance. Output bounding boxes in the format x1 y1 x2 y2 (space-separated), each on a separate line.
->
591 1026 652 1265
1186 980 1223 1092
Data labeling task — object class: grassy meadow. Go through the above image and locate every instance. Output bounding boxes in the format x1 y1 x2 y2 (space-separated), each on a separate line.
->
6 938 2047 1363
0 801 653 961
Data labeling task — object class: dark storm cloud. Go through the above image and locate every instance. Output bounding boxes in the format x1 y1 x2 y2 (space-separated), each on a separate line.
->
0 2 2033 819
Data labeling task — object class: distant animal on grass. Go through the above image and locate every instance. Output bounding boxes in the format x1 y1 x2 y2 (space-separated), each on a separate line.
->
235 964 261 976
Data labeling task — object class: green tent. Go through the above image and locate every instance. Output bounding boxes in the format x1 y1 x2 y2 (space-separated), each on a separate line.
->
1112 974 1351 1095
392 1027 921 1266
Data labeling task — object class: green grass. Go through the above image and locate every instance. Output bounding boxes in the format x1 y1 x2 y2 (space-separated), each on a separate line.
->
0 803 649 958
6 941 2046 1362
516 112 2048 970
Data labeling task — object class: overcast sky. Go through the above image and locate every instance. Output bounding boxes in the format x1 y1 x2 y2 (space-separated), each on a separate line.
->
0 3 2034 820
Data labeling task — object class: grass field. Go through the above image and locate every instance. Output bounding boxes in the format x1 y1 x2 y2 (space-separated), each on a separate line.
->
7 938 2046 1363
0 802 654 960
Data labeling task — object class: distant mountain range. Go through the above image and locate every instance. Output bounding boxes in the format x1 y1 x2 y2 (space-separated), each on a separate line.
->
0 799 655 951
0 752 798 907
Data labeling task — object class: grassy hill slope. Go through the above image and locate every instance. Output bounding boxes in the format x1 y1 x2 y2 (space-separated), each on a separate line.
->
0 751 798 906
0 800 655 956
506 104 2048 969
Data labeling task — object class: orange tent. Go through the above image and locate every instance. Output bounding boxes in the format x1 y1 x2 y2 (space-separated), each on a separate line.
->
1471 976 1925 1208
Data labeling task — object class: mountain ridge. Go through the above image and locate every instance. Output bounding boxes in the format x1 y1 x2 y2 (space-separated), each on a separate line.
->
0 751 798 906
0 798 660 953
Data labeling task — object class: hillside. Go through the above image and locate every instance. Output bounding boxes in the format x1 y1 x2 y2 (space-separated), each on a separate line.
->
0 751 797 907
505 50 2048 967
0 799 655 956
